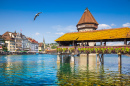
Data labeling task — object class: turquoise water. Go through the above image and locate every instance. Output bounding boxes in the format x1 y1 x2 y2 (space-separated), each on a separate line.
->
0 54 130 85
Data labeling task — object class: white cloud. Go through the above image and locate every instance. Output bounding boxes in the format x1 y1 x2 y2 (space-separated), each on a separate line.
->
35 32 40 36
98 24 111 30
111 23 116 26
55 32 64 35
52 25 77 32
107 42 123 46
122 23 130 27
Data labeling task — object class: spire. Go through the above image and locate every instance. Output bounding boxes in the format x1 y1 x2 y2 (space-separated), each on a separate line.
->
14 30 16 33
43 36 45 44
77 8 98 25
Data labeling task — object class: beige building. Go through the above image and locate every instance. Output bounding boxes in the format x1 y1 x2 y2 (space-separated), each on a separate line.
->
38 43 45 51
2 32 16 52
0 35 4 52
38 37 45 51
2 32 23 52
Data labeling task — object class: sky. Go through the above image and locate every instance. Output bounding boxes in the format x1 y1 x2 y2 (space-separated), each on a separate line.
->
0 0 130 45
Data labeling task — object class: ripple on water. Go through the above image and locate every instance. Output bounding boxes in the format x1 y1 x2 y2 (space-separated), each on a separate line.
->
0 54 130 85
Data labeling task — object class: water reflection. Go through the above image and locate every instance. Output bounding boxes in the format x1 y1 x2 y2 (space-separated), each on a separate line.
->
57 54 130 85
0 54 129 85
0 55 57 85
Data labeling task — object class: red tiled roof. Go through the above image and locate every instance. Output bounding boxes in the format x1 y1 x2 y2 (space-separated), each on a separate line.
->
39 43 44 47
27 38 38 44
77 8 98 25
2 32 14 41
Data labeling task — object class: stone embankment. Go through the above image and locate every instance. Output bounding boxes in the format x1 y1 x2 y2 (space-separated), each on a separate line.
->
46 49 57 54
0 52 37 55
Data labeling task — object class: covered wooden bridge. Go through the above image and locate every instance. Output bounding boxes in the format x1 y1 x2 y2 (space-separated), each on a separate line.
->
55 27 130 73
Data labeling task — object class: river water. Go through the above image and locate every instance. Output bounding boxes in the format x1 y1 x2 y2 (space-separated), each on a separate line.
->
0 54 130 85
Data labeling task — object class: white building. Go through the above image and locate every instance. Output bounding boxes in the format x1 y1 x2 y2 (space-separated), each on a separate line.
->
27 37 39 52
22 35 30 51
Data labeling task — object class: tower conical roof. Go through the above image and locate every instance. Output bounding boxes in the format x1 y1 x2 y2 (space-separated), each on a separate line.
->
77 8 98 25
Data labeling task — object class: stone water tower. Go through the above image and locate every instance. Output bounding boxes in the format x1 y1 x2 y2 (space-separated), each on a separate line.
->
76 8 99 46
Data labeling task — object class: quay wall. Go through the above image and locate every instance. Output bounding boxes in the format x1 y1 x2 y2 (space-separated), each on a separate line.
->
0 52 37 55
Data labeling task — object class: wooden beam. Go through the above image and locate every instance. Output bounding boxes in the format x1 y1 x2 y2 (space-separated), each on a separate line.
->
100 41 102 46
124 38 127 45
87 42 88 46
104 41 106 46
73 41 74 46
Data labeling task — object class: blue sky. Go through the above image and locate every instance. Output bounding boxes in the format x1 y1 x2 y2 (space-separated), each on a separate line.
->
0 0 130 44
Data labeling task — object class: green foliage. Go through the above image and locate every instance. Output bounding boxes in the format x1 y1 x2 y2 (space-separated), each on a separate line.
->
57 47 130 54
2 46 8 52
51 45 57 49
107 48 114 54
94 48 98 53
63 48 68 53
125 47 129 53
69 48 75 53
39 50 41 51
115 48 121 53
81 48 84 52
101 48 106 53
57 48 63 53
78 48 81 53
84 48 89 53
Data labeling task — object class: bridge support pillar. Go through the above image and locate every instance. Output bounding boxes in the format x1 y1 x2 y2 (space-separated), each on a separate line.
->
97 54 100 65
118 53 122 74
96 54 104 65
101 54 104 65
87 54 89 65
57 54 61 63
70 55 74 64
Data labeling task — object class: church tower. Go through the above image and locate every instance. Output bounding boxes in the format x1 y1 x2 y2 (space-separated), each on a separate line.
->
76 8 98 32
43 36 45 49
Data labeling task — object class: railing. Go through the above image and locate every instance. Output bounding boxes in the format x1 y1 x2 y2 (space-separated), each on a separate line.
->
57 45 130 54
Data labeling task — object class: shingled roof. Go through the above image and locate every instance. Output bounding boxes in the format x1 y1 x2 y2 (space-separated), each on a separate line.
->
27 38 38 44
77 8 98 25
2 32 14 41
55 27 130 42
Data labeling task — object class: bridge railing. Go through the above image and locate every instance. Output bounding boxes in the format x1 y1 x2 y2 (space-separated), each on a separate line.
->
57 45 130 54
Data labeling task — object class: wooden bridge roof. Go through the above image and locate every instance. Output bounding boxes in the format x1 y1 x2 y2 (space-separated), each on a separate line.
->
55 27 130 42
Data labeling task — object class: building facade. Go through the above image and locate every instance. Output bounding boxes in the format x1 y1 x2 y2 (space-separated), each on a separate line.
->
22 35 30 51
0 35 5 52
27 38 39 52
2 31 39 52
38 43 45 51
2 32 16 52
14 33 23 51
